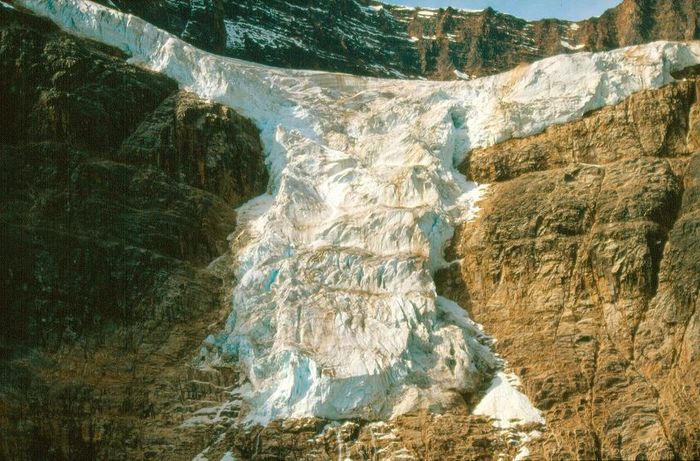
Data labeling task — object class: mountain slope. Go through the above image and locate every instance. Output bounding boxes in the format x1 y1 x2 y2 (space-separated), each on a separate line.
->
18 0 700 427
2 0 700 459
90 0 700 79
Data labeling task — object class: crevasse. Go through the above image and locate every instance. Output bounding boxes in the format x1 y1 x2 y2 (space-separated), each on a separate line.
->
18 0 700 425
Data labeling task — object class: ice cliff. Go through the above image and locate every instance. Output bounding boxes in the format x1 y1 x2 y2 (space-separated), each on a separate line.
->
16 0 700 425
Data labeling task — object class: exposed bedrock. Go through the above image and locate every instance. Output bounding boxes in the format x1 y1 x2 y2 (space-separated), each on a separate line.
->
118 91 267 208
92 0 227 53
442 79 700 459
462 77 700 182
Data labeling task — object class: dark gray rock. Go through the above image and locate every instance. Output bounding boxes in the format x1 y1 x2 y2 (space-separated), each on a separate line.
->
119 91 268 207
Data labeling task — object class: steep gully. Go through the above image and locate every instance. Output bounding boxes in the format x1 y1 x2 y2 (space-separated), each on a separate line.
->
11 0 700 457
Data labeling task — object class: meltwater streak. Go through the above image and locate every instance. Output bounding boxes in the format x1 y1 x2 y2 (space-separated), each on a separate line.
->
18 0 700 425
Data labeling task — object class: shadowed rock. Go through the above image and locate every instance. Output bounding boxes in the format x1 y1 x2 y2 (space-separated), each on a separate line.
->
0 7 265 460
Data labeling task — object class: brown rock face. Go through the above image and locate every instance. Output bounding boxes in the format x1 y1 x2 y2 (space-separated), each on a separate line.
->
594 0 699 46
634 152 700 459
0 8 266 460
443 78 700 459
173 412 522 461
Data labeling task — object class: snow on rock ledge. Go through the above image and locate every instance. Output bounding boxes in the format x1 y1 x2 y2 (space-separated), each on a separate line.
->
17 0 700 424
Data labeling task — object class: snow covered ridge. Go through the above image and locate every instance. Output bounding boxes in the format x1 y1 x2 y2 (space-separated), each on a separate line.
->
17 0 700 425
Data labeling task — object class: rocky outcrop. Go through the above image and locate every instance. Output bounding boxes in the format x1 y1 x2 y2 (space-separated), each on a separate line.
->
441 77 700 459
0 8 177 149
463 77 700 182
92 0 227 53
119 91 267 207
91 0 700 79
587 0 699 48
634 152 700 459
0 7 265 460
194 412 522 461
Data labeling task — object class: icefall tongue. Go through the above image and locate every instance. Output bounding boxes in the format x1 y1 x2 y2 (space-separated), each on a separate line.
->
18 0 700 424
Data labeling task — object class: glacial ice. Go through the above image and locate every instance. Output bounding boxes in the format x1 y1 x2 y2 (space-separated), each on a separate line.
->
17 0 700 425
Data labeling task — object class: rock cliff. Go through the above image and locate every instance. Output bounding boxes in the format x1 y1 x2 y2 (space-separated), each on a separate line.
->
94 0 227 53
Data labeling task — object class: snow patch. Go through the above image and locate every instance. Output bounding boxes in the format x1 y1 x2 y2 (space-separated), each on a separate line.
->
473 372 544 428
225 19 305 50
453 69 473 80
561 39 585 51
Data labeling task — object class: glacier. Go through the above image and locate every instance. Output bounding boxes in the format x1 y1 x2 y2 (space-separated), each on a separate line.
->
16 0 700 425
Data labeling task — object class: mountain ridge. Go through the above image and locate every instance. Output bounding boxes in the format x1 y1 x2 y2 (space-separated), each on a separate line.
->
89 0 700 79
